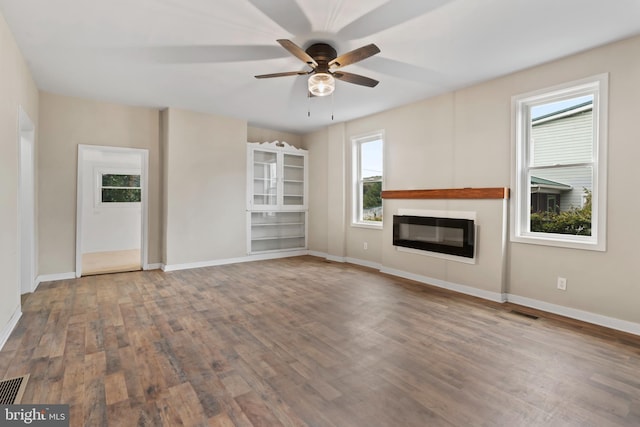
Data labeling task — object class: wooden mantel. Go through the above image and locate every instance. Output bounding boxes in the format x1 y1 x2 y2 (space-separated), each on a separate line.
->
381 187 510 200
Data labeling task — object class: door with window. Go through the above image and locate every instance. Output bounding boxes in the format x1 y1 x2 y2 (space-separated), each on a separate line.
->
77 145 147 276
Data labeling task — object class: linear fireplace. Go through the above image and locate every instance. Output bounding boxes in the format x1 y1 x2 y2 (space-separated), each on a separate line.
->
393 212 476 260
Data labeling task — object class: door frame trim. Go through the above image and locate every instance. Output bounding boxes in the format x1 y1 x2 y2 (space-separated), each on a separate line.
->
76 144 149 277
17 106 36 294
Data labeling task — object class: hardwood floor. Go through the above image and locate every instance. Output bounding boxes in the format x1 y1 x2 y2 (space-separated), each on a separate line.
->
2 255 640 426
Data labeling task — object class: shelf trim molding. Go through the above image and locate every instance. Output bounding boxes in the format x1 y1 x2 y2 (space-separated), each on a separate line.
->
381 187 510 200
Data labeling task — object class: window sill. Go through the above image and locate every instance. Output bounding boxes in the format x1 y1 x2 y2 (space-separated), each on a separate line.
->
351 222 383 230
511 233 605 252
96 202 142 209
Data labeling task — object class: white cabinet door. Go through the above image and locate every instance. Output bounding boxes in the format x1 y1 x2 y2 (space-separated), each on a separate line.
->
282 152 306 209
250 148 279 210
248 142 307 211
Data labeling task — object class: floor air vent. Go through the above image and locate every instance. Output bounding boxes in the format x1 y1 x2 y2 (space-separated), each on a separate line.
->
0 374 29 404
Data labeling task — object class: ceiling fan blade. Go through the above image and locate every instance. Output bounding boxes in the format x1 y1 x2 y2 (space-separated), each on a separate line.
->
117 45 291 64
248 0 312 35
277 39 318 67
255 70 309 79
358 57 449 85
333 71 379 88
337 0 452 40
329 44 380 69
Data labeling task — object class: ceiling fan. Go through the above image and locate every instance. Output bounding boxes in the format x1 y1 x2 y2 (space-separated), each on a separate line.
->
255 39 381 97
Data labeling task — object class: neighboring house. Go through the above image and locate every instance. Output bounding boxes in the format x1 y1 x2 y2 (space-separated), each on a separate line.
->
530 176 572 213
530 100 593 212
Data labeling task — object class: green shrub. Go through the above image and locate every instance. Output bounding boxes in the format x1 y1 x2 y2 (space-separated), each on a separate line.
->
530 190 591 236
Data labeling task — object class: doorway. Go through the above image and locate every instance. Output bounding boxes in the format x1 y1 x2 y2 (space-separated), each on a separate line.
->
18 107 35 294
76 145 149 277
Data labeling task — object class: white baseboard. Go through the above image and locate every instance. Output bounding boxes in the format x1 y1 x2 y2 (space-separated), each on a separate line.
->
346 257 382 270
380 266 507 303
29 255 640 337
377 264 640 336
507 294 640 336
162 250 309 272
36 266 164 284
307 252 381 270
345 257 640 337
307 250 328 259
35 272 76 289
310 254 505 301
0 306 22 351
306 251 348 264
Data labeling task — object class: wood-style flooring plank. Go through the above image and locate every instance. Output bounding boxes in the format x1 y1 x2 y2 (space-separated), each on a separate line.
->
2 256 640 426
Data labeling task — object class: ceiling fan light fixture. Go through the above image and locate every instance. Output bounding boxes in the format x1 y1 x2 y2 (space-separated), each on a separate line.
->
308 73 335 97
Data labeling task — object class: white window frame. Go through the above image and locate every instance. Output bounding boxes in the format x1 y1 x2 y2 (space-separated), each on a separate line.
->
351 130 384 228
95 167 142 208
511 74 608 251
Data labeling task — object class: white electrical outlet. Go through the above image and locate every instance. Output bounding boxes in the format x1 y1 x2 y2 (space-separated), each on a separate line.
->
557 277 567 291
363 242 368 250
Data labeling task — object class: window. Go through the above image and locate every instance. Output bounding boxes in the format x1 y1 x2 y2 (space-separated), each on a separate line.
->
352 132 384 226
512 74 608 251
100 173 141 203
546 195 558 213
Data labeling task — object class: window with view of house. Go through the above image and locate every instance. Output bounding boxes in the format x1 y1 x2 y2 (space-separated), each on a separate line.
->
352 132 384 226
512 74 608 251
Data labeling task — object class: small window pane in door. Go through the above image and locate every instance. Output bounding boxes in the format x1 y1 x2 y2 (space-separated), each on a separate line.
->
102 188 141 203
102 174 140 187
101 174 141 203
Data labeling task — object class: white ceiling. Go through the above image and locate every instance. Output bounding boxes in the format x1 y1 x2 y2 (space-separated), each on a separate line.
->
1 0 639 134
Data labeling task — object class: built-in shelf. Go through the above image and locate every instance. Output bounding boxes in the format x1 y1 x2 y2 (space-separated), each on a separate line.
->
248 141 308 254
381 187 510 200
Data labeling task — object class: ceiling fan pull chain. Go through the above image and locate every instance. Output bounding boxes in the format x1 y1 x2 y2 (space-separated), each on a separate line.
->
307 91 311 117
331 92 334 121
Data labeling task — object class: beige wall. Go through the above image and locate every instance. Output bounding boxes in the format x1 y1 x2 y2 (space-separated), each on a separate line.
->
37 98 278 271
304 93 506 294
302 128 329 254
0 12 39 336
326 124 348 259
4 3 640 336
506 35 640 323
247 126 302 147
163 108 247 266
38 92 162 274
305 34 640 325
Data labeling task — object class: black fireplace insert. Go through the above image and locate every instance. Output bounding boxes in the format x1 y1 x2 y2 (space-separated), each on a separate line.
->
393 215 475 258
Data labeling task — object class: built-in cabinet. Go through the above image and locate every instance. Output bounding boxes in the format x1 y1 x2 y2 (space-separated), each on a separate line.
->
247 141 308 254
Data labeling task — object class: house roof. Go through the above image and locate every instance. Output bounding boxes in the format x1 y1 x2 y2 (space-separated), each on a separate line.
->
532 100 593 126
531 176 572 192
